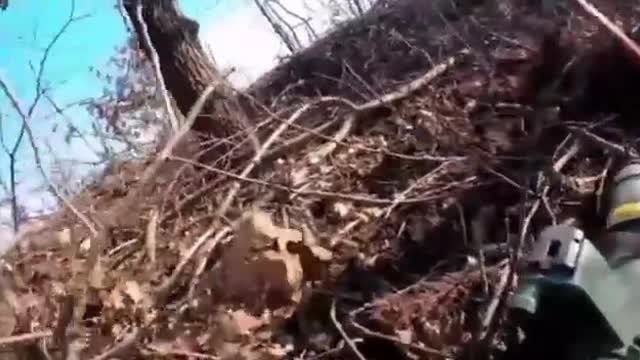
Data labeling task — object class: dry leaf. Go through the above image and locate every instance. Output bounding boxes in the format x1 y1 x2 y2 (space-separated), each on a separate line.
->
60 228 79 260
79 237 91 252
248 210 278 242
88 258 105 289
256 249 303 305
104 280 151 311
56 228 71 247
123 280 150 307
396 329 413 344
216 311 251 343
306 245 332 261
333 202 351 218
217 209 332 309
289 243 332 281
230 310 263 335
293 225 333 281
263 343 290 358
106 287 125 310
290 167 309 186
363 207 384 218
301 224 317 246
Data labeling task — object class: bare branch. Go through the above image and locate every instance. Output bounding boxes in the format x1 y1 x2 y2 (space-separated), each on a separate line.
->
345 0 365 17
254 0 301 53
574 0 640 62
43 92 103 157
262 0 304 48
0 331 52 347
330 300 368 360
27 0 89 117
0 75 98 236
135 0 181 131
269 0 318 41
0 0 88 233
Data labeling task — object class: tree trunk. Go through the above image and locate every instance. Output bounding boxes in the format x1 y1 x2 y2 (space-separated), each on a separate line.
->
123 0 248 141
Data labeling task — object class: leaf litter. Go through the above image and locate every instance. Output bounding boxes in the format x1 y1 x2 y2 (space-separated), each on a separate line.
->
4 0 640 359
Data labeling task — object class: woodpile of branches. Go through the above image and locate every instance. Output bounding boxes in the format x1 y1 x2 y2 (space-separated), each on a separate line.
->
3 0 640 358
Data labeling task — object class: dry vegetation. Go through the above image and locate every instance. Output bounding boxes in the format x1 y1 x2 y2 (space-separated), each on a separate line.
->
3 0 640 359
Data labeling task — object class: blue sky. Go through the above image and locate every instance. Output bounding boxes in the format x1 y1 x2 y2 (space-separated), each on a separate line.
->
0 1 241 213
0 0 344 219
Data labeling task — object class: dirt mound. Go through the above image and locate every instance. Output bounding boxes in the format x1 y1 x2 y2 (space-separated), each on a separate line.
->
5 0 640 358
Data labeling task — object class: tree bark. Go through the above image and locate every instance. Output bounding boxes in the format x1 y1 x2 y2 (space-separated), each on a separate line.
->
123 0 248 141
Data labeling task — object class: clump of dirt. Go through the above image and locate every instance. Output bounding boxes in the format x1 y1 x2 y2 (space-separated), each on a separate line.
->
5 0 640 359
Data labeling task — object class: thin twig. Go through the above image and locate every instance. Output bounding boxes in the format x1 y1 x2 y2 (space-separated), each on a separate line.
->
91 84 220 358
135 1 180 131
145 344 220 359
383 161 452 218
569 126 637 157
28 0 87 115
311 54 463 159
455 202 468 247
361 55 462 114
0 75 98 237
97 222 226 360
158 85 216 162
155 227 230 299
0 0 89 234
479 263 510 341
262 117 339 161
471 206 493 296
103 84 216 230
574 0 640 62
596 157 614 215
0 331 52 347
215 97 358 219
483 140 580 345
244 92 465 162
91 329 142 360
171 155 478 206
187 231 232 299
330 300 368 360
351 317 452 358
483 166 536 196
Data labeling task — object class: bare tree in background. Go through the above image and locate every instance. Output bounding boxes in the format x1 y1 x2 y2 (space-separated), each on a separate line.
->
269 0 318 43
254 0 303 53
254 0 373 56
346 0 366 16
316 0 372 24
0 0 89 231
